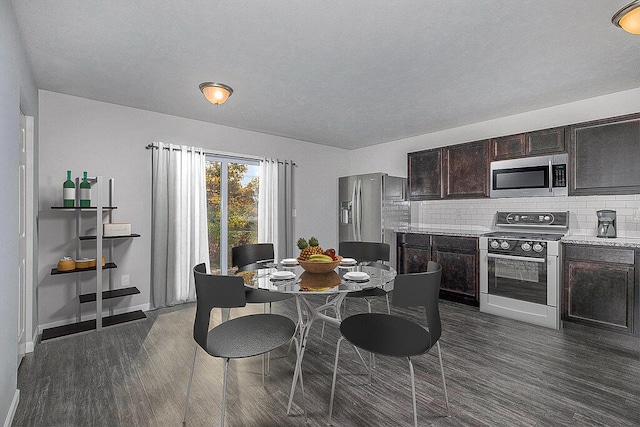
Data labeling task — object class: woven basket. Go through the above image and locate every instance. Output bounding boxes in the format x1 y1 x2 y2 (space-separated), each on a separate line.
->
297 256 342 274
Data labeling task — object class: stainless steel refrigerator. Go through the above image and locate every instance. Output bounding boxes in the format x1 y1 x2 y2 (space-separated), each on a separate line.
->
339 173 409 264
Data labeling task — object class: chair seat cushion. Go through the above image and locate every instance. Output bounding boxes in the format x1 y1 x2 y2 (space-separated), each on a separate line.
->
340 313 432 358
245 288 293 304
206 314 295 359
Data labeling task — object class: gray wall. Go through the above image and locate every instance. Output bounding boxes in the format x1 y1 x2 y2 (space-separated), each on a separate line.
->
37 91 349 329
0 0 38 424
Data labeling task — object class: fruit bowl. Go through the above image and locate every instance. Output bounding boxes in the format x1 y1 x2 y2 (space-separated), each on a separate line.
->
297 256 342 274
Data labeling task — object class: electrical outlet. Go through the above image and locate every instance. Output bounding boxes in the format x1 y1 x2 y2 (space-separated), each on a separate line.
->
121 274 130 288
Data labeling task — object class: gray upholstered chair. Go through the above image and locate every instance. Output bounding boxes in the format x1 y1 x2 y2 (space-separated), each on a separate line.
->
183 263 300 427
328 262 450 427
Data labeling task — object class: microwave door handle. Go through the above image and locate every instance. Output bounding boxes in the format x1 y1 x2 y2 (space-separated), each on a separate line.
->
548 160 553 193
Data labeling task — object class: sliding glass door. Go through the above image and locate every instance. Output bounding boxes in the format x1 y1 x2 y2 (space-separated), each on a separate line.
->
206 155 260 274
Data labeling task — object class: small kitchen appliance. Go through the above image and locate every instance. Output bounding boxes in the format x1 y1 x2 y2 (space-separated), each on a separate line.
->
480 211 569 329
596 210 616 238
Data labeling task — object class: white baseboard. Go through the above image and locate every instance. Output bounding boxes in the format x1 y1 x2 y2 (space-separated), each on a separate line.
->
37 303 151 337
3 389 19 427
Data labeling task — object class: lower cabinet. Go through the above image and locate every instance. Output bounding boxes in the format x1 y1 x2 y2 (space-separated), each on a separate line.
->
563 244 638 335
397 233 479 306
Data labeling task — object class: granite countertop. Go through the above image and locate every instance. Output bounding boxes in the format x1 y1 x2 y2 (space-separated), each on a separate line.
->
561 234 640 248
394 227 486 238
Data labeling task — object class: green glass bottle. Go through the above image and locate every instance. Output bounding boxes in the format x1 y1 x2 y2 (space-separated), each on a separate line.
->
63 170 75 207
79 171 91 207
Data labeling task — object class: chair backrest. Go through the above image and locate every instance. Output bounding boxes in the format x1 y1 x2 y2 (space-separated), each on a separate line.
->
231 243 275 271
339 241 390 263
192 263 247 350
391 261 443 346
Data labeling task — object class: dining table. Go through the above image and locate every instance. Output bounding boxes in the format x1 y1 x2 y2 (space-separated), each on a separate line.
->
236 259 397 419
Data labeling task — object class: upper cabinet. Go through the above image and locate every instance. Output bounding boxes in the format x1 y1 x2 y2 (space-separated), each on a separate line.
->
490 127 565 161
569 113 640 196
443 140 489 198
408 148 442 200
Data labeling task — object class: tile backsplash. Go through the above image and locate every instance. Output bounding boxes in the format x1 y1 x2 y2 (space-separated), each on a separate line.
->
412 194 640 238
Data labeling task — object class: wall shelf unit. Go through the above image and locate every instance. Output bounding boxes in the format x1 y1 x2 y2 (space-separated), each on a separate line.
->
42 176 145 341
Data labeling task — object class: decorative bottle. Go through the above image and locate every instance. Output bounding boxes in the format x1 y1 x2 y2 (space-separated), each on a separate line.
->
63 170 75 207
79 171 91 207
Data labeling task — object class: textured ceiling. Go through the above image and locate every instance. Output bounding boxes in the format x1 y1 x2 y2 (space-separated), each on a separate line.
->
12 0 640 149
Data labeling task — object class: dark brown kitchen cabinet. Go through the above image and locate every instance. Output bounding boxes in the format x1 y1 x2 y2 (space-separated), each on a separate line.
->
407 148 442 200
569 113 640 196
490 127 565 161
397 232 479 306
443 140 489 198
563 244 638 336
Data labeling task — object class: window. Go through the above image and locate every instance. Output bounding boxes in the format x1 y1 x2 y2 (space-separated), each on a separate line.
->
206 155 260 274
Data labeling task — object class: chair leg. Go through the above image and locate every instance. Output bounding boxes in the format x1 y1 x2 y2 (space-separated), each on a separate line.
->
221 358 230 427
436 341 450 416
328 336 345 425
385 293 391 314
408 357 418 427
364 298 376 369
182 345 198 423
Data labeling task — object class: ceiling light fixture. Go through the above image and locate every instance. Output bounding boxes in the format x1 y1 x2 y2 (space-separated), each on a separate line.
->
612 1 640 34
199 82 234 105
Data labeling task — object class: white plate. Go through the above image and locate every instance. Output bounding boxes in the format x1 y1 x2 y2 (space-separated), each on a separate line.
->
281 258 299 266
271 271 296 280
340 258 357 265
344 271 370 281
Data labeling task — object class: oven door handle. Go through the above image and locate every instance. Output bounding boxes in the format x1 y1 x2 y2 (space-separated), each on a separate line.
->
487 253 546 263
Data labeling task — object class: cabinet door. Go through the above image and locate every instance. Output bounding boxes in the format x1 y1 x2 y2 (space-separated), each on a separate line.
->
569 113 640 195
432 247 478 301
443 140 489 198
408 149 442 200
526 127 565 156
490 134 526 161
564 260 634 334
397 240 432 274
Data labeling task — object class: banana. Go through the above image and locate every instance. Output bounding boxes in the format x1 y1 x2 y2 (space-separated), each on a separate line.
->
308 254 333 262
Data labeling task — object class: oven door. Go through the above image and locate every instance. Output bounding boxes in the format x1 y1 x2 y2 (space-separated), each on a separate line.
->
486 253 547 305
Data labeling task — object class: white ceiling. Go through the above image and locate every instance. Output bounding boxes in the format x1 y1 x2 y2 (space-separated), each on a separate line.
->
12 0 640 150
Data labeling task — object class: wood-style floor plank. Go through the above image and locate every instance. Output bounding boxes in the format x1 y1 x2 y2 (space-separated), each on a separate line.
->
13 297 640 426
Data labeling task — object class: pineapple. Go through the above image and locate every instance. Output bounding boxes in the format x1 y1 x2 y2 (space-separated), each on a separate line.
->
297 237 324 260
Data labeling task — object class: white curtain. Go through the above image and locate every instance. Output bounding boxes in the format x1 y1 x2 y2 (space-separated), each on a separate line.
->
151 142 210 308
258 158 294 261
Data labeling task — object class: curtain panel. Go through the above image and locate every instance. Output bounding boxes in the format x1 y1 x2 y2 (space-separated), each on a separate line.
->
150 142 210 308
258 158 295 261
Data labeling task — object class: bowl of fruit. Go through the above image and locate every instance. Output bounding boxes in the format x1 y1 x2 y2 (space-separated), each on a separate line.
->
296 237 342 273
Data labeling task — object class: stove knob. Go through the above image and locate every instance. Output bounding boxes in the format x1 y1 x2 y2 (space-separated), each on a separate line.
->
490 240 500 249
521 242 532 251
533 243 544 252
500 241 510 250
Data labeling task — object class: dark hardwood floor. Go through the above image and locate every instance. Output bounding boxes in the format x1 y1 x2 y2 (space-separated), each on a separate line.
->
13 296 640 426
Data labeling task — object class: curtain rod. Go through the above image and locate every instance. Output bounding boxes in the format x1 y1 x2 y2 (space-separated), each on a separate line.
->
146 143 296 166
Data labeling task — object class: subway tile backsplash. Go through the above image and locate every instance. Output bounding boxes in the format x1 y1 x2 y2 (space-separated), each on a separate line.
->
412 194 640 238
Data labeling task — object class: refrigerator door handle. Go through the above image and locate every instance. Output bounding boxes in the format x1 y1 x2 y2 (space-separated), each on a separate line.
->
356 179 363 240
351 180 358 240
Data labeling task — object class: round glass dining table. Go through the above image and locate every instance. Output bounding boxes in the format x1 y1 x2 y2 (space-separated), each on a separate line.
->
237 261 397 418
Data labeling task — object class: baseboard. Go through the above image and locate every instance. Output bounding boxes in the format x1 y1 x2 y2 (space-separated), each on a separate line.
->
3 389 19 427
37 303 151 337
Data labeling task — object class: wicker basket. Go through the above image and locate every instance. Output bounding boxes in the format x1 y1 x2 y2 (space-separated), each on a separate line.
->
297 256 342 273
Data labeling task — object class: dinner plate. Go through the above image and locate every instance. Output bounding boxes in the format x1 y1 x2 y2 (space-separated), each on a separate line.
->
271 271 296 281
339 258 357 266
281 258 299 266
344 271 370 282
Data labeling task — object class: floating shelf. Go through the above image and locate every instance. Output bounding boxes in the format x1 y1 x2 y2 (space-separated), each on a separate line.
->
51 262 117 275
40 310 147 341
79 286 140 303
79 234 140 241
51 206 117 210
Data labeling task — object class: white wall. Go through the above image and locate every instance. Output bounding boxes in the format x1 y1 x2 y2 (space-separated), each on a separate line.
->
37 91 349 328
0 0 39 425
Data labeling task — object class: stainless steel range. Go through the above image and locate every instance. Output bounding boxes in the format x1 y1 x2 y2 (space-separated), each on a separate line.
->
480 212 569 329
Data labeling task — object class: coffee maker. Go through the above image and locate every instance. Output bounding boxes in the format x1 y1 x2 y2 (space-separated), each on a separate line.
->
597 210 617 238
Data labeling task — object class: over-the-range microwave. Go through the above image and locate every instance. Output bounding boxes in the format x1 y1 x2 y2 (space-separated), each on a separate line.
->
490 153 568 198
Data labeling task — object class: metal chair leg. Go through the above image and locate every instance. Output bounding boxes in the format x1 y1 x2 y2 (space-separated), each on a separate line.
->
221 358 230 427
183 345 198 423
408 357 418 427
436 341 450 416
328 336 345 425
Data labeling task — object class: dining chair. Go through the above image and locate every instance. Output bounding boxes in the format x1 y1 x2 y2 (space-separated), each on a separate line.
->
231 243 275 272
328 262 450 427
184 263 301 427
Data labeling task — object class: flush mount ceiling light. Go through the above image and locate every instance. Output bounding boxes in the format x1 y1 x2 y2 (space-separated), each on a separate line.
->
199 82 234 105
612 1 640 34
